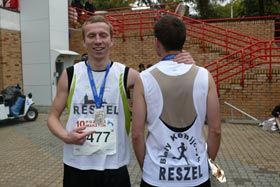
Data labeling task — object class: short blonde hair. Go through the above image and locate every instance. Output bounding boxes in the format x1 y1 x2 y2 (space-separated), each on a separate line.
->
82 15 113 40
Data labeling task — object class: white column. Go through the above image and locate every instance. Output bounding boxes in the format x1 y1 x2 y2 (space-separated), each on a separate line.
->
20 0 69 106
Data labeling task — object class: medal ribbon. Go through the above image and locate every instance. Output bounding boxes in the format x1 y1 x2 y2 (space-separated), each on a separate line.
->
161 54 176 61
86 62 110 108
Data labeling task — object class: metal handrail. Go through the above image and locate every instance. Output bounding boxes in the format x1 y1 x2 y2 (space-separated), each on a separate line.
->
68 7 280 90
106 9 260 51
224 101 260 122
68 7 260 51
205 40 280 88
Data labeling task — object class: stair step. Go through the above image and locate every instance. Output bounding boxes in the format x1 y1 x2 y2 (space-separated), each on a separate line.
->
225 119 260 124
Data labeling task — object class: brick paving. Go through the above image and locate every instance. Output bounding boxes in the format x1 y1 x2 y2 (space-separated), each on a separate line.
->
0 113 279 187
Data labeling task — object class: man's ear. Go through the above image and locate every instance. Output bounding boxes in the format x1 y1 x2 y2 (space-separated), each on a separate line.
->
82 40 86 48
154 37 158 48
110 38 114 47
155 38 162 50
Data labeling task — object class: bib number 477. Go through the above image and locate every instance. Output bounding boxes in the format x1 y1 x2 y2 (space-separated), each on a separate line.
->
86 131 110 143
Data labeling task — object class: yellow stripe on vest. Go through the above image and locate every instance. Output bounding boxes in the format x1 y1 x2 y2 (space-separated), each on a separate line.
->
119 73 131 135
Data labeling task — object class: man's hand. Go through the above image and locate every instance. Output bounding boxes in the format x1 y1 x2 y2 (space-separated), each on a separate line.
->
174 51 195 64
66 126 95 145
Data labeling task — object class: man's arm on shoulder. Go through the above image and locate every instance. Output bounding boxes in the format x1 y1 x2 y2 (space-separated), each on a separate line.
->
174 51 195 64
131 75 147 169
206 72 221 160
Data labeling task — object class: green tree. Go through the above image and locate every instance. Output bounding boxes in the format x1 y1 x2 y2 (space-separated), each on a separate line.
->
91 0 133 9
237 0 280 16
92 0 280 17
186 0 227 19
193 0 280 18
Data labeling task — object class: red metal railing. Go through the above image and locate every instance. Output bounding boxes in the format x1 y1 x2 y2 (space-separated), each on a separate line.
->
68 6 94 28
2 0 19 11
203 15 280 41
68 7 280 90
68 7 260 52
205 40 280 90
104 10 261 54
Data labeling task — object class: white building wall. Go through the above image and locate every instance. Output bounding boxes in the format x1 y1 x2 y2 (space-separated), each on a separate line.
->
20 0 70 106
49 0 69 50
0 7 20 31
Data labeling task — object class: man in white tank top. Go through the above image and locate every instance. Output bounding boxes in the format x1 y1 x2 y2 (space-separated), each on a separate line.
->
132 15 221 187
47 15 197 187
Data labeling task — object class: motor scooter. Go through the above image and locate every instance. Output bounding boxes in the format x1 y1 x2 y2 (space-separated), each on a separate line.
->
0 84 38 121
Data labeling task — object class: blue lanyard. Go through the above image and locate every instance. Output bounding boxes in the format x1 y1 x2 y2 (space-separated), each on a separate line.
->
86 62 110 108
161 54 176 61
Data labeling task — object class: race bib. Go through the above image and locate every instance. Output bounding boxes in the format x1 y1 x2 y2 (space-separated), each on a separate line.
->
73 118 117 156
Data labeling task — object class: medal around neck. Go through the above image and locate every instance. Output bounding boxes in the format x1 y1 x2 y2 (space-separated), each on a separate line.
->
94 107 105 125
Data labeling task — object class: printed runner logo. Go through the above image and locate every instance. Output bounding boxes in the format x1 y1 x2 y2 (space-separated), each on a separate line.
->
172 142 190 165
158 132 203 181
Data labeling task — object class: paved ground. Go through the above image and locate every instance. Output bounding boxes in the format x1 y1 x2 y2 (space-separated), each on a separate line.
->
0 112 279 187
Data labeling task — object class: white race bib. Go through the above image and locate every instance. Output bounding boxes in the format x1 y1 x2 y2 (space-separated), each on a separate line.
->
73 118 117 156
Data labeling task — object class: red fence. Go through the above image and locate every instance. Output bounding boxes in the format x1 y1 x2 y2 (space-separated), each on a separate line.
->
2 0 18 11
203 15 280 41
105 10 261 54
68 6 280 90
69 7 260 51
205 40 280 90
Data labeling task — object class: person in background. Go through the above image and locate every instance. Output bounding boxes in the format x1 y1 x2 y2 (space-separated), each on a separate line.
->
132 15 221 187
142 0 152 6
138 63 145 72
146 64 153 68
71 0 84 23
47 15 196 187
271 104 280 130
71 0 83 8
84 0 95 14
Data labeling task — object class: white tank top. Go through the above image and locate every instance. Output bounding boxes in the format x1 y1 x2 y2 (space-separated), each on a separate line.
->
63 61 130 170
140 61 210 186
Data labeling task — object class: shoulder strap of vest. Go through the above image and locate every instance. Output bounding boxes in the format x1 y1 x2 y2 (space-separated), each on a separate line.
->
66 66 74 92
66 64 127 93
120 66 131 135
124 66 130 98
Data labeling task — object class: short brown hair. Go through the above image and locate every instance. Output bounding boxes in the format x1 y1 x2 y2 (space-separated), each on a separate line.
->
154 15 186 51
82 15 113 40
